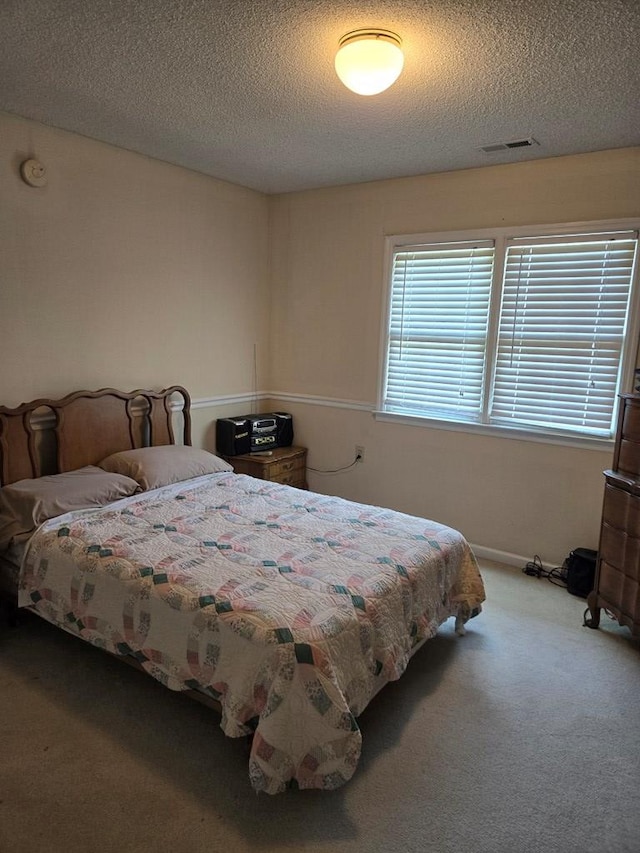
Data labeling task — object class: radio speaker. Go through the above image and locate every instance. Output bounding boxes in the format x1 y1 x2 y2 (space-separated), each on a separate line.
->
275 412 294 447
216 417 251 457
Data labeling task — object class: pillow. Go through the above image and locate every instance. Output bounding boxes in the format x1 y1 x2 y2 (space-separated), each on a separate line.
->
0 465 141 550
98 445 233 490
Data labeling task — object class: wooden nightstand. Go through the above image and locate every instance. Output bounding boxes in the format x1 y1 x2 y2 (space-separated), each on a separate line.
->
226 446 308 489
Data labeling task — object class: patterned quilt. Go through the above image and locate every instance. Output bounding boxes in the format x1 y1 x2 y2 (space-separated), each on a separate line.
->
18 472 485 793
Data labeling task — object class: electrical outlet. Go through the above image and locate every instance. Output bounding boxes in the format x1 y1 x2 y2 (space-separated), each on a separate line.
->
355 445 365 462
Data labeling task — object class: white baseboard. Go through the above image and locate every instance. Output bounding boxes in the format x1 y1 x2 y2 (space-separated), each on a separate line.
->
469 543 555 572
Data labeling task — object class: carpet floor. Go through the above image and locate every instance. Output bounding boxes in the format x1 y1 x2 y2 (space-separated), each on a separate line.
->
1 560 638 853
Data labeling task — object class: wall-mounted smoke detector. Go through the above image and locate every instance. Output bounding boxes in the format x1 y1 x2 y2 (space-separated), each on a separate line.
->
479 137 540 154
20 158 47 187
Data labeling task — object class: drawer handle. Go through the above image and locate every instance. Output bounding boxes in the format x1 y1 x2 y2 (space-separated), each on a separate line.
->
282 461 294 471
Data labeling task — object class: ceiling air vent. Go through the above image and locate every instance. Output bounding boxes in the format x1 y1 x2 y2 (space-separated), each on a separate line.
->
479 137 539 154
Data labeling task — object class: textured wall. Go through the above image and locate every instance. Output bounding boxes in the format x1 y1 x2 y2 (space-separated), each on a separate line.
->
3 109 639 565
268 147 640 565
0 111 270 407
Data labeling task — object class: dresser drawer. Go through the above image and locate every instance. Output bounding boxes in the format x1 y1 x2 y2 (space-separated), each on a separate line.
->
621 397 640 442
617 440 640 478
597 559 640 624
615 397 640 476
602 483 640 537
599 521 640 575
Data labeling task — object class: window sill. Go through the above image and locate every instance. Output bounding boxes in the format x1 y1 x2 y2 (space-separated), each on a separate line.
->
373 410 615 451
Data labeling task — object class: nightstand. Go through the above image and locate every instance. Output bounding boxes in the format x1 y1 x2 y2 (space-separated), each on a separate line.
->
226 446 308 489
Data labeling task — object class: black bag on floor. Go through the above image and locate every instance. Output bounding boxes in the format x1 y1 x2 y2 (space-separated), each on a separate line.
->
565 548 597 598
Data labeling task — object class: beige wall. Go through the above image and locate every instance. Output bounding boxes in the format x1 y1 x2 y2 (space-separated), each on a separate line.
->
268 148 640 565
0 112 270 417
2 110 639 567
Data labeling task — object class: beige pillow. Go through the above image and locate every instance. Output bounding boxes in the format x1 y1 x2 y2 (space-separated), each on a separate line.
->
98 445 233 491
0 466 140 549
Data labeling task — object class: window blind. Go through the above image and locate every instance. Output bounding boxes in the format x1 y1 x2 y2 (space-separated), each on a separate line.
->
384 241 494 419
491 233 638 436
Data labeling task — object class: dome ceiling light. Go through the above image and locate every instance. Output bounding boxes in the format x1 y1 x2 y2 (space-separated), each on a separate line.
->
334 29 404 96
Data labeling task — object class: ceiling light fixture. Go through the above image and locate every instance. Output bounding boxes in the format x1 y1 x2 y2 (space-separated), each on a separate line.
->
335 29 404 96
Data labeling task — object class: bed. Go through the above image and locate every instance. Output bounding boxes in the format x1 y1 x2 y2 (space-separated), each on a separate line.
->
0 386 486 794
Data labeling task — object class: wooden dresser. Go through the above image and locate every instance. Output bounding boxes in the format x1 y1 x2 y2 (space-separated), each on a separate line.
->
225 446 308 489
586 394 640 638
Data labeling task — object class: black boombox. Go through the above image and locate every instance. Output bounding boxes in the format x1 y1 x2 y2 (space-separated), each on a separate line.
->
216 412 294 456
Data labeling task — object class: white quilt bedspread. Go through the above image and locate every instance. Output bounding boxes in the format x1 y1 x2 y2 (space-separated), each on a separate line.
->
19 472 485 793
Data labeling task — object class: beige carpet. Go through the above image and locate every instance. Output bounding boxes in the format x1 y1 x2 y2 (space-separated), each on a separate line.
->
1 561 638 853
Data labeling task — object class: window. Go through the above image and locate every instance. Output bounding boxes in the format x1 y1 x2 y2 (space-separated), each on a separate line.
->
380 223 640 442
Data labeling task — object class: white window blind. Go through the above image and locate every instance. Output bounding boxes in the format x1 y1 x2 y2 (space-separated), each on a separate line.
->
381 226 639 441
384 241 494 419
492 233 638 436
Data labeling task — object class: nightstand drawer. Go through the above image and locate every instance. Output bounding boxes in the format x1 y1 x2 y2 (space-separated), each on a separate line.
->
270 455 306 479
279 471 306 488
225 447 307 488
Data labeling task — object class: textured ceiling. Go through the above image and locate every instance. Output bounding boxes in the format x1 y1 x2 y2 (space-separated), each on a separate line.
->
0 0 638 194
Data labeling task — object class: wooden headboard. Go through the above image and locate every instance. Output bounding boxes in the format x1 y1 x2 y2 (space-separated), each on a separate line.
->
0 386 191 486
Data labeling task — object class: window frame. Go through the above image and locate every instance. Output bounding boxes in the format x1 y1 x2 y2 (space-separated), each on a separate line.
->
376 219 640 450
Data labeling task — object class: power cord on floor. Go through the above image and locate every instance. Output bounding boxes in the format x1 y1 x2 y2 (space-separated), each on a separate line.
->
525 555 619 626
522 554 568 588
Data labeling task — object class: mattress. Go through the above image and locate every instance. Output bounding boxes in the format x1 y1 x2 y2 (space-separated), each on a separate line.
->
17 471 485 793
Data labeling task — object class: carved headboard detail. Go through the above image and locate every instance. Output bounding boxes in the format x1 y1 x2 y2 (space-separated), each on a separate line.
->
0 386 191 486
